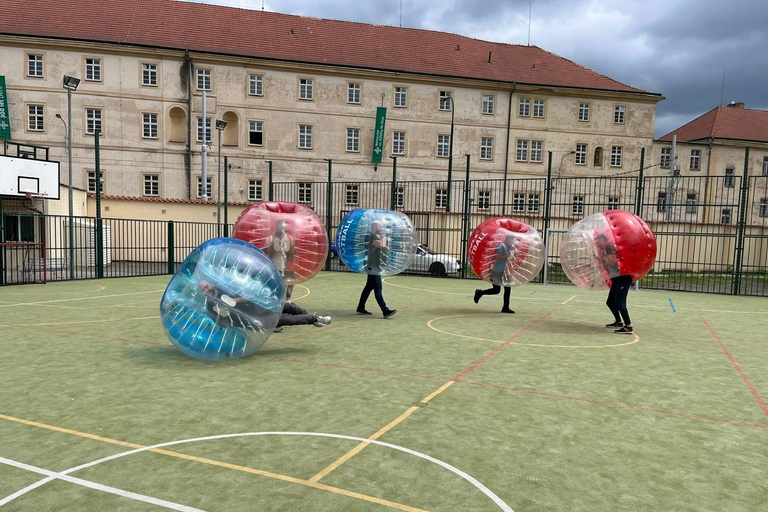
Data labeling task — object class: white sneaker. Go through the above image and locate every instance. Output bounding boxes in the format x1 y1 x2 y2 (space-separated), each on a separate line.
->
313 315 332 327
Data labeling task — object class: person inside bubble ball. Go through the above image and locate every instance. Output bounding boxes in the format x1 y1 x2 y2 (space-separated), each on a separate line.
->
473 234 516 314
356 219 397 319
266 219 295 302
272 302 332 333
595 234 634 335
197 279 262 332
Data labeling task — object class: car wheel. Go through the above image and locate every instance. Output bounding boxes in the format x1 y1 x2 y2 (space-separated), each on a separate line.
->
429 262 446 277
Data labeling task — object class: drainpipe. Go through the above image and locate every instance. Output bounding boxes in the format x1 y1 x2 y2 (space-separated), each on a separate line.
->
185 51 193 200
502 83 516 215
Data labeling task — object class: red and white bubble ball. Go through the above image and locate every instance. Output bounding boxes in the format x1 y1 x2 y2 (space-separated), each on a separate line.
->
468 218 545 286
559 210 657 290
232 201 328 285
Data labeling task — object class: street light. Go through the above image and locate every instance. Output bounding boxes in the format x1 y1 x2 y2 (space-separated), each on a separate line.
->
215 119 228 237
558 150 576 179
446 95 455 212
62 74 80 280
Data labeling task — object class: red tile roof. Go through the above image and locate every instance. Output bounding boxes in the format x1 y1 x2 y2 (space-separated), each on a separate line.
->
0 0 657 95
659 106 768 143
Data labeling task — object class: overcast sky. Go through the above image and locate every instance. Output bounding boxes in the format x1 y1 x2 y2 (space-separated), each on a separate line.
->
195 0 768 138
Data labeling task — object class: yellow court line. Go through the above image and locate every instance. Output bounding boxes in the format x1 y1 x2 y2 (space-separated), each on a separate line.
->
427 313 640 348
310 381 455 483
2 316 157 327
291 284 310 302
562 295 577 304
0 413 431 512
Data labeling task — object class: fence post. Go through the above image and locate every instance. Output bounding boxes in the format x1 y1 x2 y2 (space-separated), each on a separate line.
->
325 159 333 271
543 151 553 247
224 156 229 235
635 147 645 216
0 195 4 285
95 131 104 279
167 220 175 275
732 147 751 295
267 160 273 201
390 156 397 210
460 154 471 278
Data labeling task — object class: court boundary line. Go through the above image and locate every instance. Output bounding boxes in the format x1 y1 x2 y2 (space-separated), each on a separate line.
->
0 289 165 308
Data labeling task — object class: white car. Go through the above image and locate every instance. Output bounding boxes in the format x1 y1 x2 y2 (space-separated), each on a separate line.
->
408 244 461 276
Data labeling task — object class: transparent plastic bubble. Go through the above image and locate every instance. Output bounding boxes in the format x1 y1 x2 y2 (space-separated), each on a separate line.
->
160 238 284 360
468 218 545 286
559 210 657 290
335 209 417 275
232 201 328 286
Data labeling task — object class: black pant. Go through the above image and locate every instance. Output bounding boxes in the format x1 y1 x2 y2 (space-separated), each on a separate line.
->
607 275 632 324
478 284 511 310
358 274 388 312
277 301 316 327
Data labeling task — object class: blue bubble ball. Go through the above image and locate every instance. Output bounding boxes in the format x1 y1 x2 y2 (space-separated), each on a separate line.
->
160 238 285 360
335 209 417 275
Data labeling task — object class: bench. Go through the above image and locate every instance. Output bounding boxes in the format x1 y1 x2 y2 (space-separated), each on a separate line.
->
24 258 70 279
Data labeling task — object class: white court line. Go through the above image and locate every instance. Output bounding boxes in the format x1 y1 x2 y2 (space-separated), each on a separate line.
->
1 432 514 512
0 290 165 309
0 456 209 512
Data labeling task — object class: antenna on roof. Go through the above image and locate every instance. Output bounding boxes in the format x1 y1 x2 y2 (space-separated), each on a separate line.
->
527 3 532 46
399 0 402 27
262 0 265 10
719 67 725 106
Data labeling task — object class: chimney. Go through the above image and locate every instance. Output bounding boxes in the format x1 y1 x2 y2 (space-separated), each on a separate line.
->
727 101 746 109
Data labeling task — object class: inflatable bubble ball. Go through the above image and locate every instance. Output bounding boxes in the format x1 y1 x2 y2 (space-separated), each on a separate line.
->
559 210 657 290
468 218 545 286
335 209 417 275
160 238 285 360
231 201 328 286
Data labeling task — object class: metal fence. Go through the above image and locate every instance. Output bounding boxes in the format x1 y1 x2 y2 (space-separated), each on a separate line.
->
2 151 767 295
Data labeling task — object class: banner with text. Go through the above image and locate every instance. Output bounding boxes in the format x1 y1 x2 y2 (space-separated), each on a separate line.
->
0 76 11 140
371 107 386 164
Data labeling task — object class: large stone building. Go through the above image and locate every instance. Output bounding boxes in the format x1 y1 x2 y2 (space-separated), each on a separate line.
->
1 0 663 206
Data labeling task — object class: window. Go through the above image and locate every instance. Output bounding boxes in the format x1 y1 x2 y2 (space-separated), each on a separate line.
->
144 174 159 196
27 54 43 77
477 190 491 210
720 209 732 224
435 189 448 209
657 192 667 213
348 83 361 104
518 98 530 117
141 113 158 139
533 99 545 118
614 105 626 124
724 168 735 188
763 157 768 176
27 104 44 131
516 140 529 162
661 148 671 169
690 149 701 171
392 131 406 155
395 187 404 209
394 86 407 108
249 74 264 96
608 197 620 210
760 198 768 218
298 182 312 203
142 63 158 87
437 134 450 158
439 90 452 111
578 102 590 122
512 193 526 212
196 68 211 91
345 184 359 205
610 146 623 167
594 147 604 167
299 78 313 100
3 215 35 242
197 176 212 199
87 171 104 194
572 196 585 215
482 95 495 115
85 58 101 81
248 121 264 146
197 117 211 143
346 128 360 153
480 137 493 160
248 179 262 201
575 144 587 165
298 124 313 149
530 141 543 163
86 108 103 135
528 193 540 213
686 193 697 214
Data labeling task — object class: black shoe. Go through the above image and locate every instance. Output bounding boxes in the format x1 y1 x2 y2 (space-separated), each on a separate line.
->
473 289 482 304
501 308 515 314
356 309 372 315
614 326 634 335
606 321 624 328
383 309 398 319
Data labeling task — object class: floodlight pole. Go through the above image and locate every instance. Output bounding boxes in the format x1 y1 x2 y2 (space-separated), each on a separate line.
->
447 96 455 213
216 124 222 237
66 85 75 280
201 91 208 201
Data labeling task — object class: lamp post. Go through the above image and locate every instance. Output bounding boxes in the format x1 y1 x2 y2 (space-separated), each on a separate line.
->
558 150 576 179
62 75 80 280
215 119 227 237
446 95 455 212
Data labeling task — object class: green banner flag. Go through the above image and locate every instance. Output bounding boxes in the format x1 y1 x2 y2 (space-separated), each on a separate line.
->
0 76 11 140
372 106 386 164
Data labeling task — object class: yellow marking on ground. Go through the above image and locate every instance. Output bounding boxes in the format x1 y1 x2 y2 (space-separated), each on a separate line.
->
310 381 455 483
0 413 431 512
1 316 156 327
562 295 577 304
427 313 640 348
381 277 469 296
25 304 90 310
291 284 310 301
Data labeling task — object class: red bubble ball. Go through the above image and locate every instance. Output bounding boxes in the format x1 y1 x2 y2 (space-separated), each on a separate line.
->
468 218 545 286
